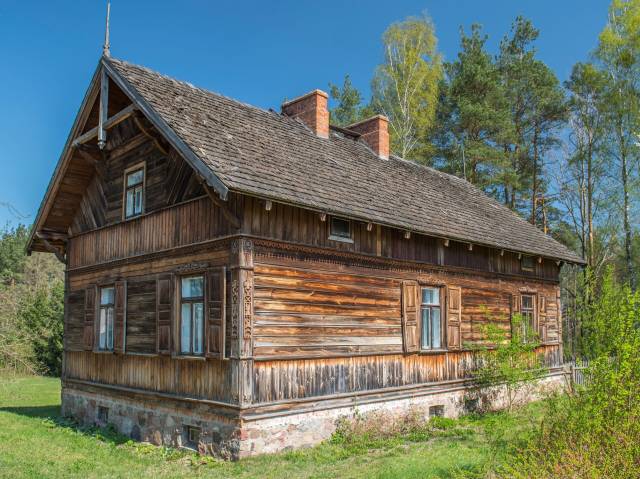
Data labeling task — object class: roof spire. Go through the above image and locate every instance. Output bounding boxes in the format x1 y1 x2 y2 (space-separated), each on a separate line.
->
102 1 111 57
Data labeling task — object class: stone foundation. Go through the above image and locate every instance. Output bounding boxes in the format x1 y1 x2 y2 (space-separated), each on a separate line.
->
62 372 565 459
61 385 241 459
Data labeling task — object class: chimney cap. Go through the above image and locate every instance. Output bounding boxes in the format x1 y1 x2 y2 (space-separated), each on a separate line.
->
346 114 389 130
281 89 329 108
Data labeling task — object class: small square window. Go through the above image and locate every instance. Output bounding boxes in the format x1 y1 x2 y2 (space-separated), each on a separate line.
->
184 426 201 449
521 255 534 272
329 217 352 242
429 405 445 418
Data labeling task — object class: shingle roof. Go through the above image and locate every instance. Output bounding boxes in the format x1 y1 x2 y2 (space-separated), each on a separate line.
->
108 58 583 264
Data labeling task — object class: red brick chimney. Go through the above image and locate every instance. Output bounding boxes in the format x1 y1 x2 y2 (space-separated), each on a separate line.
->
282 90 329 139
346 115 390 160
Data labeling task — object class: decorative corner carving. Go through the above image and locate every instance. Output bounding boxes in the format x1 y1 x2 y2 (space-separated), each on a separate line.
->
231 279 239 339
243 277 253 340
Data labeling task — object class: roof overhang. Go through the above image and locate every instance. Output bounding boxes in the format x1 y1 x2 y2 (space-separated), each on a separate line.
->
27 56 229 256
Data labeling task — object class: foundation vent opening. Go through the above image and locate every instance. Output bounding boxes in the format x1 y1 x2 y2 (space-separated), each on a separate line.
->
429 405 445 418
97 406 109 425
184 425 201 450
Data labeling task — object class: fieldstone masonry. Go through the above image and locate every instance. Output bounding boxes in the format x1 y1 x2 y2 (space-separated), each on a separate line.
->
62 373 565 459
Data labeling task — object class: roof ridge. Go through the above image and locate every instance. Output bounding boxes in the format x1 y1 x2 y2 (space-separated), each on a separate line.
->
108 57 282 118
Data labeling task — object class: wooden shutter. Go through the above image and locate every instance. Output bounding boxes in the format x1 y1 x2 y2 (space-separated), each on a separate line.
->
538 294 548 343
114 280 127 353
206 267 226 359
156 274 174 355
83 284 97 350
447 286 462 350
401 281 420 353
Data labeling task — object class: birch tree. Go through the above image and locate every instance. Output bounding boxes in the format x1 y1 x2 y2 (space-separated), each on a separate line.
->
371 15 442 160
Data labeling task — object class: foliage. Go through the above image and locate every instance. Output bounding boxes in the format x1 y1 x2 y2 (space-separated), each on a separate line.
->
470 311 547 412
0 375 550 478
500 270 640 478
434 24 513 191
0 225 64 376
371 14 443 160
328 75 367 127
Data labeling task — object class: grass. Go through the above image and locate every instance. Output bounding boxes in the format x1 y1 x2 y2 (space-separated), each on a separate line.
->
0 375 544 478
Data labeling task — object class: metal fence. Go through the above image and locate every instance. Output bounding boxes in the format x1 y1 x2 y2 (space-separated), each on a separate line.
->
567 359 591 387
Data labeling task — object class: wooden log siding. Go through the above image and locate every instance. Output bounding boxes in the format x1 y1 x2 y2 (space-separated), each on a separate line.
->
63 351 234 403
252 264 403 358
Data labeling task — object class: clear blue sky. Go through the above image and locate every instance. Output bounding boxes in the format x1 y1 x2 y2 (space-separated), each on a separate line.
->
0 0 610 227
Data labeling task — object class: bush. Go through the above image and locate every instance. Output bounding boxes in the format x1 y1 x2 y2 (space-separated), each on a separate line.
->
499 271 640 478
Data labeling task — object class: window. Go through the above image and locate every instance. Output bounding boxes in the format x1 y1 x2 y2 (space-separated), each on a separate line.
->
521 255 534 272
98 286 115 351
180 276 205 355
421 287 442 350
520 294 536 341
329 217 352 242
124 166 144 218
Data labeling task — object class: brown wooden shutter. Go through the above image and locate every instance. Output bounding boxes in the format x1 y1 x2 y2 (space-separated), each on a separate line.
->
401 281 420 353
114 280 127 353
156 274 174 355
538 294 548 343
447 286 462 350
206 267 226 359
83 284 97 350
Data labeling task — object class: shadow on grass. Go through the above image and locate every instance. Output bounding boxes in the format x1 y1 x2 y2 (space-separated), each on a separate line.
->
0 405 130 446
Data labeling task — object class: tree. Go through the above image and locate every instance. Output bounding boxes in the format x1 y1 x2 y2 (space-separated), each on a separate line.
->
498 16 567 225
329 75 366 127
371 14 442 160
596 0 640 289
436 24 514 194
562 63 612 271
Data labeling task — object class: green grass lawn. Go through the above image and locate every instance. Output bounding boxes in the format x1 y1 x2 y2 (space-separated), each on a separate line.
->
0 375 541 479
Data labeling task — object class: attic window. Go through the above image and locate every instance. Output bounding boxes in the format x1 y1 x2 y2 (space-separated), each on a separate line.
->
521 255 534 272
124 163 145 219
329 217 352 242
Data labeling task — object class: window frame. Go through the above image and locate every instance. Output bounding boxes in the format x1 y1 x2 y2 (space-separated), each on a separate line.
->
519 293 537 342
521 255 535 272
97 285 115 352
328 216 353 243
420 286 444 351
179 274 206 357
122 162 146 220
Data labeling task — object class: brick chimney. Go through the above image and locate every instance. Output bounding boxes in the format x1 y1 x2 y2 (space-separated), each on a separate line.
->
346 115 390 160
282 90 329 139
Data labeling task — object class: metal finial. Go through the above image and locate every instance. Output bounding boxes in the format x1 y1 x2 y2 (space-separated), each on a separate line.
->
103 1 111 57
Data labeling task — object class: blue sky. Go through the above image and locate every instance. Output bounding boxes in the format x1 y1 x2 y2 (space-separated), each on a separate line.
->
0 0 610 227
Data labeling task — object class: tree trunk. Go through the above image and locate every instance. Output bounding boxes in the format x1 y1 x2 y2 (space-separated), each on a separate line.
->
531 129 539 225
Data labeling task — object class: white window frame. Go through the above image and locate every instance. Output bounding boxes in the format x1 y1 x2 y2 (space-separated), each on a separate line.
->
123 162 146 220
520 293 536 342
98 286 115 351
179 275 205 356
420 286 443 350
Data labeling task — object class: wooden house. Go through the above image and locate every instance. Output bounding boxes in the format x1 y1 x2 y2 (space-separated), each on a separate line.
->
28 56 584 458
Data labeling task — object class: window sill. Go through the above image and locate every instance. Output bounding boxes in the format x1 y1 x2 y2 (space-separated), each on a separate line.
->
418 349 449 355
94 350 115 355
328 235 354 244
172 354 206 361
